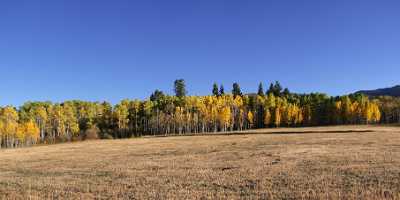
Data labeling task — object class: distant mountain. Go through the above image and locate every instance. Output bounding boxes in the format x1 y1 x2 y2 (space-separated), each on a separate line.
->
356 85 400 97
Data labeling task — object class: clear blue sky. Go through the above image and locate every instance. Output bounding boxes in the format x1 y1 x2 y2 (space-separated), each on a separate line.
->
1 0 399 106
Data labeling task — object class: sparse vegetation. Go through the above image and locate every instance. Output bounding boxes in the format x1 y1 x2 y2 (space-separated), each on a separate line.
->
1 125 400 199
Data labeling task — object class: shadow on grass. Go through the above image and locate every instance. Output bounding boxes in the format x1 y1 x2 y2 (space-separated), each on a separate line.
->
143 129 376 138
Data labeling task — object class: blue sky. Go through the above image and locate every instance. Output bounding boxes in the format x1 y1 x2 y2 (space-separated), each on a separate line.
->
1 0 400 106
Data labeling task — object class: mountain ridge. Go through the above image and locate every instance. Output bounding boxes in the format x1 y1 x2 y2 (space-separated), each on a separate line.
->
356 85 400 97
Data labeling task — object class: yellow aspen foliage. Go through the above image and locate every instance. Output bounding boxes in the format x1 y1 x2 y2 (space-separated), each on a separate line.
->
350 101 359 121
265 93 276 108
16 124 26 142
364 102 372 123
335 101 342 110
256 95 265 106
372 104 381 123
218 106 231 130
247 111 254 128
50 105 66 137
274 107 281 127
285 104 296 126
26 120 40 141
143 100 154 116
69 122 80 137
233 96 243 108
1 107 19 137
198 97 208 119
64 104 80 137
20 121 40 144
174 107 184 122
264 109 271 126
291 105 302 125
36 106 48 123
367 102 381 123
114 102 130 129
333 101 342 123
0 107 19 147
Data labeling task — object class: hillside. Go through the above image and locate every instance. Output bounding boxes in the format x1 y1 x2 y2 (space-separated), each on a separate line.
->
356 85 400 97
1 125 400 199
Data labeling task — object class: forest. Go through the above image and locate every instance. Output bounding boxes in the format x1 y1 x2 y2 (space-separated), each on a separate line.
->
0 80 390 148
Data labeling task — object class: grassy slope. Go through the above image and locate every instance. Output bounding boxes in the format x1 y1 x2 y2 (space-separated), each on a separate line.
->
1 125 400 199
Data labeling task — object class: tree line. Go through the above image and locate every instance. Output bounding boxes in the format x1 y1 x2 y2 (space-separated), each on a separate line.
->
0 80 383 148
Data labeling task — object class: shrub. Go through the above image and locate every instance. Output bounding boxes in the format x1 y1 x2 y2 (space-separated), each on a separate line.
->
83 126 100 140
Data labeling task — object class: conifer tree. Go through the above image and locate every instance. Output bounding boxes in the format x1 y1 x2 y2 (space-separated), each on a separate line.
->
212 83 219 96
174 79 187 98
219 85 225 96
258 82 265 97
282 88 290 97
232 83 242 97
274 81 283 96
150 90 165 101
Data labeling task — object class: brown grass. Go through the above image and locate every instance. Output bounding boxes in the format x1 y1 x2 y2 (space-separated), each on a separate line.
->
1 125 400 199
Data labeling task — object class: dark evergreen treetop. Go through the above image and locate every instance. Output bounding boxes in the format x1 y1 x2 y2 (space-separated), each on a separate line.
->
212 83 219 96
219 85 225 96
258 82 265 97
150 90 165 101
174 79 187 98
232 83 242 97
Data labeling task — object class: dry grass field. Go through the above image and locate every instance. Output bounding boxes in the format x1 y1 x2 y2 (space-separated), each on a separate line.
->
1 125 400 199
